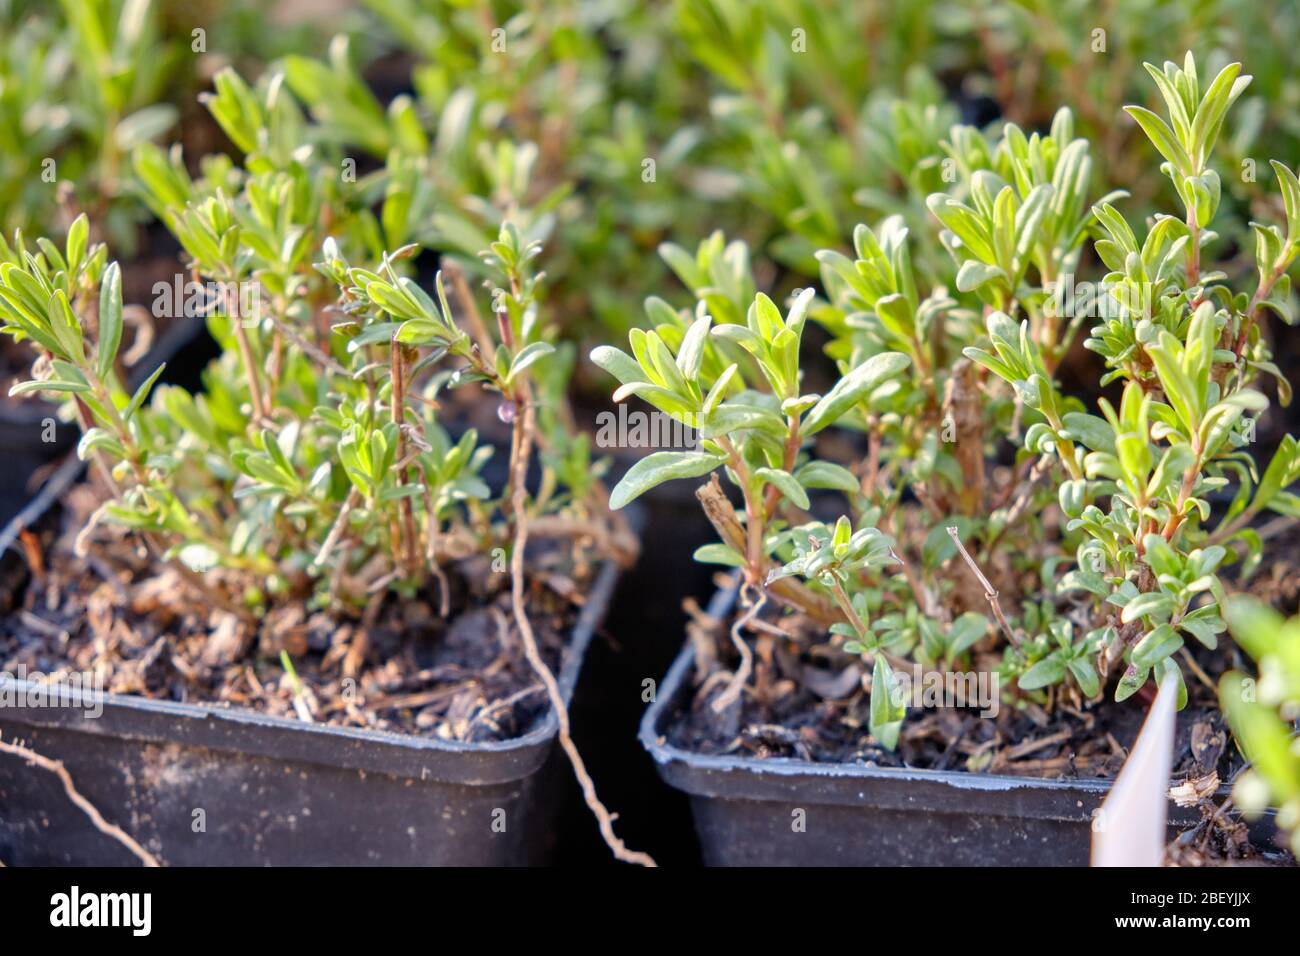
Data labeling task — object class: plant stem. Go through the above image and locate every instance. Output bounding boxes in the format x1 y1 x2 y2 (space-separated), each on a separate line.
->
1043 410 1084 480
227 282 268 424
947 526 1020 645
1185 205 1201 292
1231 255 1292 363
829 577 868 639
716 435 764 584
444 260 498 359
762 415 801 520
693 476 839 624
389 338 420 576
1161 442 1203 541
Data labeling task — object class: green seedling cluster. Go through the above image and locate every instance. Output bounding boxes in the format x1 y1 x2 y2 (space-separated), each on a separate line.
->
0 60 601 620
597 52 1300 751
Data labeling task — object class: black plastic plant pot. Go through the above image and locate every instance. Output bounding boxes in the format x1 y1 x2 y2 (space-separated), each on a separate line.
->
639 586 1252 867
0 409 73 534
0 314 206 527
0 461 622 866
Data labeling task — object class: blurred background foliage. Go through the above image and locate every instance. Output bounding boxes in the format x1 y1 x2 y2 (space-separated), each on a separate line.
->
3 0 1300 365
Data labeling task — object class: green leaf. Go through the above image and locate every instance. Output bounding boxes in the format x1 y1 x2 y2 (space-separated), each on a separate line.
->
1115 664 1150 702
115 104 179 150
611 382 698 421
955 260 1005 293
1190 63 1248 165
77 428 126 461
590 346 645 386
1068 657 1101 698
700 402 786 438
1121 591 1175 624
98 262 123 381
1146 331 1200 433
701 364 739 416
802 351 911 435
1248 435 1299 513
507 342 555 382
1019 655 1067 691
9 378 89 397
177 543 221 573
693 543 745 567
675 313 712 381
608 451 725 509
123 363 166 421
1223 595 1284 660
754 467 809 510
1221 672 1297 798
947 613 988 657
1061 413 1115 453
1124 105 1192 173
1142 534 1181 577
794 461 860 495
1131 624 1183 670
1013 184 1054 260
1154 657 1188 710
869 656 905 751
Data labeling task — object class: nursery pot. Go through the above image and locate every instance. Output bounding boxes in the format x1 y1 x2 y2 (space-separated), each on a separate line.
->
0 459 623 867
0 314 206 528
640 585 1258 867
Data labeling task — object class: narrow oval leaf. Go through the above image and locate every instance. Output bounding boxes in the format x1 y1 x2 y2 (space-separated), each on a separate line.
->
608 451 725 509
802 351 911 435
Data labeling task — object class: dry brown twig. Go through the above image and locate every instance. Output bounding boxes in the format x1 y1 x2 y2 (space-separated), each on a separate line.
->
444 260 499 360
0 732 160 867
947 526 1020 645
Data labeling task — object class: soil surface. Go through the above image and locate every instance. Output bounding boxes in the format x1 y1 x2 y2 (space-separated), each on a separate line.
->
666 582 1259 786
0 481 590 744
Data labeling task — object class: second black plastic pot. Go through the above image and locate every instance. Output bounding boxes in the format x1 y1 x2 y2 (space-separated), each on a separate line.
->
0 459 622 866
640 586 1256 866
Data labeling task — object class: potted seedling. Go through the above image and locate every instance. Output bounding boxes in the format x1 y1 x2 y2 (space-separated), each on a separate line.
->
0 59 652 866
598 52 1296 865
0 0 217 522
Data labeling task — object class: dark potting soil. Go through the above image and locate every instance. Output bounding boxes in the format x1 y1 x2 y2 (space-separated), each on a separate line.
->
0 481 590 745
664 590 1248 786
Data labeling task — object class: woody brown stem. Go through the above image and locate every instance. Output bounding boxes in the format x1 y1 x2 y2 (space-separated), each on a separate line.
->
944 358 985 514
694 476 839 625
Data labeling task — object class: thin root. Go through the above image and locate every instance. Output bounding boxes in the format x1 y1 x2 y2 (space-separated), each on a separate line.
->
0 733 160 867
711 584 764 714
507 395 657 867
